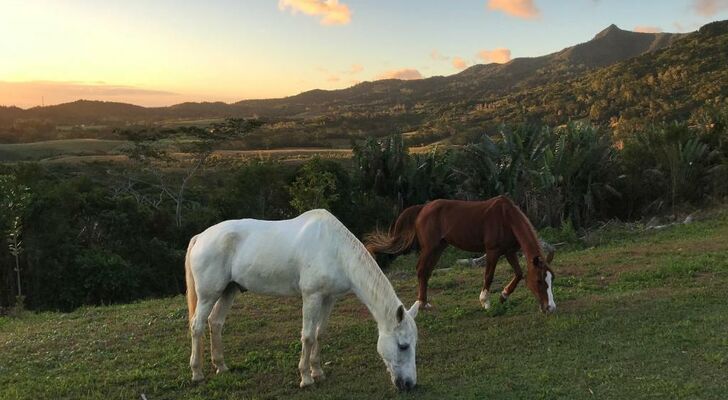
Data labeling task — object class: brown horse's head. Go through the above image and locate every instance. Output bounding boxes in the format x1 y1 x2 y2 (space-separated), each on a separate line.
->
526 255 556 314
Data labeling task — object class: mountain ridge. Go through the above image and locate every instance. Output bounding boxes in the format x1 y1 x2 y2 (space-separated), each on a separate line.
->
2 21 726 146
2 24 684 119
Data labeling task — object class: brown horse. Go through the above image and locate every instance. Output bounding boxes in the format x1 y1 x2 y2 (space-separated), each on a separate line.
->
365 196 556 313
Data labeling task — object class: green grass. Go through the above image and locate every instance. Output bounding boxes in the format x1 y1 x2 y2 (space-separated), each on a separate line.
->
0 139 127 162
0 138 351 164
159 118 227 128
2 214 728 399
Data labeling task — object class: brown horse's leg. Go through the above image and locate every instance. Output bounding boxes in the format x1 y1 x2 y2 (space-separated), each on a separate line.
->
479 250 501 309
415 245 445 308
501 252 523 302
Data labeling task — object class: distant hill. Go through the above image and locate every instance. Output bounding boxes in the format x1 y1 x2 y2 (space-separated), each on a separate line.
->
3 21 727 146
3 24 684 121
455 19 728 130
223 24 684 118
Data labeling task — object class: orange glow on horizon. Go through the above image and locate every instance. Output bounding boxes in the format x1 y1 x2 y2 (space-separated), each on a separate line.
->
0 1 349 108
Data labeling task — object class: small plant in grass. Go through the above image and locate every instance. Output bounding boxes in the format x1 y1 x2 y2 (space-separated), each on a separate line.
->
9 295 25 317
486 298 514 317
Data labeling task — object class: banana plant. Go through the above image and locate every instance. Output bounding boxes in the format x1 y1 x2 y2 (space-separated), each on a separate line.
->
548 123 618 227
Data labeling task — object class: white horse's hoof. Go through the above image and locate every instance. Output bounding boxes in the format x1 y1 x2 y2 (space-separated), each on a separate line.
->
191 372 205 382
300 376 315 388
311 369 325 381
216 364 229 374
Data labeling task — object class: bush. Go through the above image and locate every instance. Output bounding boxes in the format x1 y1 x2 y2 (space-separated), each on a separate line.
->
74 249 139 306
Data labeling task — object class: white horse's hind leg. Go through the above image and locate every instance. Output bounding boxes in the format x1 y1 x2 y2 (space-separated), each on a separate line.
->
190 297 217 382
299 293 323 388
208 286 236 374
310 296 335 380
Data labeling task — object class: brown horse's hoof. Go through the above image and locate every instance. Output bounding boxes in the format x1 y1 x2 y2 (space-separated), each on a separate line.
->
499 292 509 303
415 300 433 310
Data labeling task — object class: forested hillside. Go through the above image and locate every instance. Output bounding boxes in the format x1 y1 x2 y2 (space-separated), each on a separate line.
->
1 22 716 146
458 20 728 129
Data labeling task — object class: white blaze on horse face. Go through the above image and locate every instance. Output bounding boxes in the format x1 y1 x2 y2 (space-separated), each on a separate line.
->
377 315 417 391
545 271 556 311
479 289 491 309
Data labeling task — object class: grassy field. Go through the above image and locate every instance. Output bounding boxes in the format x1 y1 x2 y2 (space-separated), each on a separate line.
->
0 138 354 164
0 137 442 164
0 139 127 162
1 212 728 399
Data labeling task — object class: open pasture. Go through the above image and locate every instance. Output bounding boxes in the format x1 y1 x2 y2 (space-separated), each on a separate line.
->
0 139 127 162
0 135 444 164
1 212 727 399
0 138 355 164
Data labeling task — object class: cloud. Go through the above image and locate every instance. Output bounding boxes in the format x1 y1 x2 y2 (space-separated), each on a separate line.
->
0 80 182 108
349 64 363 74
278 0 352 25
634 25 662 33
430 50 449 61
375 68 423 80
452 57 469 70
692 0 728 16
486 0 540 19
477 48 512 64
673 21 686 31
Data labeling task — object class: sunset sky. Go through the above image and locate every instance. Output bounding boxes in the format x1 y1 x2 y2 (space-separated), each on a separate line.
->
2 0 728 108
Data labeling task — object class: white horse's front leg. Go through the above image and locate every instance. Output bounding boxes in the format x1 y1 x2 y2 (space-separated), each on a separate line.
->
310 296 335 380
299 293 323 388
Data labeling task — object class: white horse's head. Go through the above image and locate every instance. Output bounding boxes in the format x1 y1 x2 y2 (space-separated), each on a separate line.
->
377 302 419 391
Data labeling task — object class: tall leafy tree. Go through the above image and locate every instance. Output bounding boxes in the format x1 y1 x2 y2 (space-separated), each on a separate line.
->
118 118 262 227
289 157 340 213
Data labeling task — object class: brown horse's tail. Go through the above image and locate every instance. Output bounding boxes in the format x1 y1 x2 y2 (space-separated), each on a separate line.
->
185 235 199 327
365 204 424 259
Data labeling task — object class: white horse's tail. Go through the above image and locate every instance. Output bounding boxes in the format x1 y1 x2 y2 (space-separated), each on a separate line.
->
185 235 199 327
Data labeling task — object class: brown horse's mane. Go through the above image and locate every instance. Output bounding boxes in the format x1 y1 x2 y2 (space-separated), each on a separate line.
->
496 196 545 264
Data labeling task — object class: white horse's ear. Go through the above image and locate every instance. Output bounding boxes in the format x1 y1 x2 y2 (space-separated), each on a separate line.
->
408 301 420 319
396 304 405 324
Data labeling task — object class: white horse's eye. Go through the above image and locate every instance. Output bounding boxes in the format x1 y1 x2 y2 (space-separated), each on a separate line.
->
398 343 410 351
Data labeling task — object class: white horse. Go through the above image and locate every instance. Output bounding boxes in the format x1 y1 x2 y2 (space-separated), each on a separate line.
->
185 209 420 390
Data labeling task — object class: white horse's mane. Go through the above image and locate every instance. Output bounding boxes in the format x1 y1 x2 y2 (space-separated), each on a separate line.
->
324 211 402 324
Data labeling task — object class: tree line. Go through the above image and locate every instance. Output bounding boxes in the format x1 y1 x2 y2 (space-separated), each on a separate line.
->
1 105 727 311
